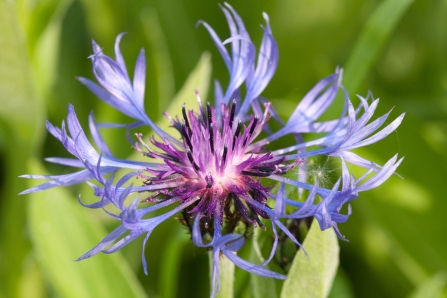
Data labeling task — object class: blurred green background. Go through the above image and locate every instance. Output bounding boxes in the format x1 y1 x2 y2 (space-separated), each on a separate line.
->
1 0 447 297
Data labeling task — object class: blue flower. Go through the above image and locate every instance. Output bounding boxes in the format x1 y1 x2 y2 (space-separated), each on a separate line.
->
21 3 404 297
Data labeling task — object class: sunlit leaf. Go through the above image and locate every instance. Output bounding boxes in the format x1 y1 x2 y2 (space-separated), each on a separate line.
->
126 51 211 162
0 1 45 296
156 51 211 132
18 256 46 298
116 52 212 293
140 7 175 113
344 0 415 92
327 268 354 298
27 160 147 298
250 227 277 298
157 229 190 298
152 52 212 295
25 0 73 99
407 272 447 298
280 219 339 298
77 0 116 41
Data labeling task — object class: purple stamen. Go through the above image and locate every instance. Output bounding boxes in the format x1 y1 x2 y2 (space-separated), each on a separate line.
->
209 123 215 155
229 99 236 129
231 193 254 224
222 144 228 166
186 149 200 171
207 102 212 126
182 103 192 136
233 120 242 150
181 121 193 151
243 115 259 146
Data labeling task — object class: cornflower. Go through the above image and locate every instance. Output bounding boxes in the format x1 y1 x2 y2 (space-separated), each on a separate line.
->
21 3 404 297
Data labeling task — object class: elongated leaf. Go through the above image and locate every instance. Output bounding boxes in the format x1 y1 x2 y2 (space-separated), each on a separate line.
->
126 51 211 160
24 0 73 99
251 270 278 298
140 7 175 112
0 1 45 296
250 227 277 298
327 268 354 298
280 219 339 298
148 52 212 294
77 0 116 41
78 51 212 292
344 0 415 92
18 256 46 298
27 161 148 298
158 228 189 298
156 51 211 132
407 272 447 298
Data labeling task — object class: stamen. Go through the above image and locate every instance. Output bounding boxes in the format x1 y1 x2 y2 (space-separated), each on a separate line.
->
222 144 228 166
249 115 259 135
134 134 180 162
186 149 200 171
232 120 242 150
181 121 193 151
229 99 236 128
248 205 266 230
182 103 192 135
231 193 252 223
154 152 180 163
135 133 150 150
195 90 207 124
209 123 215 154
141 192 163 203
163 111 182 133
252 165 277 172
207 102 212 126
243 115 259 146
163 111 174 124
241 170 272 177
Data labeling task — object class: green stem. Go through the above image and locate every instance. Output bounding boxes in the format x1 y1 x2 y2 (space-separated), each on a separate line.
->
209 251 235 298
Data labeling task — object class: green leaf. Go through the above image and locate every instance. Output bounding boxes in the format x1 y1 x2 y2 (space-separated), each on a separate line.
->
22 0 74 99
126 51 211 163
153 52 212 295
110 52 211 291
18 255 46 298
140 7 175 113
156 51 211 132
250 227 277 298
280 219 339 298
407 272 447 298
157 228 189 298
77 0 116 41
0 1 45 296
327 268 354 298
344 0 415 92
27 161 147 298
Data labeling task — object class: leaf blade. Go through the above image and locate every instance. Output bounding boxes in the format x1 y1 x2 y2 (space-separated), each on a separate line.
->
27 161 148 298
280 219 339 298
343 0 415 92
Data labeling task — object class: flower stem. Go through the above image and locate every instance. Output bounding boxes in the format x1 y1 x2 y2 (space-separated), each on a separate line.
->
209 251 235 298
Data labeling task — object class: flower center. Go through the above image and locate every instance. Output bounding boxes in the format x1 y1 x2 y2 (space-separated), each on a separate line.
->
134 98 297 234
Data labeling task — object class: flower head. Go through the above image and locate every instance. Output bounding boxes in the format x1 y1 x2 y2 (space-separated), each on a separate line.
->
21 3 404 297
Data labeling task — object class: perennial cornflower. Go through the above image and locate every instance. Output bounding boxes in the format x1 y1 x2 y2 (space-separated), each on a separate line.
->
21 3 404 297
